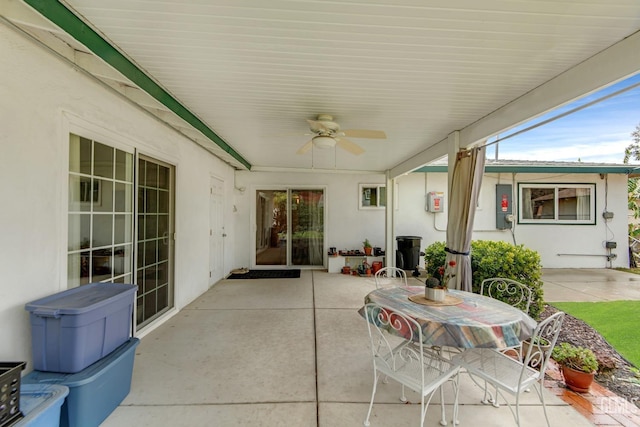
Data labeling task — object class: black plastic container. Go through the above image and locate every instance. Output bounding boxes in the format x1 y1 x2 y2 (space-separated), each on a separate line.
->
396 236 422 270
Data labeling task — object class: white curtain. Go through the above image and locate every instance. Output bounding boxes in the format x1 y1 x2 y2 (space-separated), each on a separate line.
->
521 187 533 220
575 188 590 220
445 146 486 291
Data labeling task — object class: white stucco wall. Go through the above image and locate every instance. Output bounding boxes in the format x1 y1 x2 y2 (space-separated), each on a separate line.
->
394 172 630 269
233 171 387 268
0 26 235 363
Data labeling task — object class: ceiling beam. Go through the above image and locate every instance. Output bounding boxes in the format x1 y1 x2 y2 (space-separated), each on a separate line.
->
389 30 640 179
389 136 448 178
414 164 638 175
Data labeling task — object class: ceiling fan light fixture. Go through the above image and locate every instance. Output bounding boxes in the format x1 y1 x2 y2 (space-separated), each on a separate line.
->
312 135 336 149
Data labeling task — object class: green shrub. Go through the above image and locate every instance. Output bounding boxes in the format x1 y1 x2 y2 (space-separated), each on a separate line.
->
424 240 544 319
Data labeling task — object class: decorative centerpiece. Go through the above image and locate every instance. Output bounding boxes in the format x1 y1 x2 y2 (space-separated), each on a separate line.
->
425 260 456 302
425 277 445 301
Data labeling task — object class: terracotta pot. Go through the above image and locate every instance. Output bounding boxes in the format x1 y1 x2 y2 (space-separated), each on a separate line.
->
371 261 383 274
561 365 595 393
364 247 373 256
522 339 551 355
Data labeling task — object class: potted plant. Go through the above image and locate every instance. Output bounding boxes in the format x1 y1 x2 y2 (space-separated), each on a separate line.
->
363 261 372 277
363 239 373 256
521 335 551 365
551 342 599 392
424 276 445 301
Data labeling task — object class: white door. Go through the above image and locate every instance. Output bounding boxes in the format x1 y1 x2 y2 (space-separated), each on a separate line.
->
210 176 225 285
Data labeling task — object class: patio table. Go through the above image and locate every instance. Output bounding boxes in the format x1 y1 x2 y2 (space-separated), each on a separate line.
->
359 286 537 349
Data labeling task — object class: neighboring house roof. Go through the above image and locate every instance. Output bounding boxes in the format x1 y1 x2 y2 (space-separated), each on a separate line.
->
414 159 640 175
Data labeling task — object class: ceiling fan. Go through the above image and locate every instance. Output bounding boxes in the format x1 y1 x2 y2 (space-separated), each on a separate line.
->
296 114 386 155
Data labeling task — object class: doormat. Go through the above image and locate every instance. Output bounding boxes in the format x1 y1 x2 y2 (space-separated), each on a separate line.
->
227 269 301 279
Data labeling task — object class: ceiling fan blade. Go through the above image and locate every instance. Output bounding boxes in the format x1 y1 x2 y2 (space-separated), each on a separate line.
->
341 129 387 139
335 137 365 155
274 132 313 137
296 140 313 155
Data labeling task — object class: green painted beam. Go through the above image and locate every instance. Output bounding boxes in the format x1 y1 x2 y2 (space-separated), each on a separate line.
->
24 0 251 170
414 165 637 174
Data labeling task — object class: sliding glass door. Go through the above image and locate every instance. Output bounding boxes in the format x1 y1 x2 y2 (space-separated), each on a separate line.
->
255 188 324 267
256 190 287 266
291 189 324 266
136 156 174 328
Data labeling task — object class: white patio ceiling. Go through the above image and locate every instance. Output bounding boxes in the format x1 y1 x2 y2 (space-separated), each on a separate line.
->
3 0 640 175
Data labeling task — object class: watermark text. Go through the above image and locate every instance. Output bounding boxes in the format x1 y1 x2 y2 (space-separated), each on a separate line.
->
597 396 638 415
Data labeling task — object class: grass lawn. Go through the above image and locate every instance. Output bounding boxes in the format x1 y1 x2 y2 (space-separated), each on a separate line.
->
550 300 640 368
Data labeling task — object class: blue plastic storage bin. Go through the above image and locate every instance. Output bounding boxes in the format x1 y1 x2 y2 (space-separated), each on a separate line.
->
23 338 139 427
25 283 137 373
16 384 68 427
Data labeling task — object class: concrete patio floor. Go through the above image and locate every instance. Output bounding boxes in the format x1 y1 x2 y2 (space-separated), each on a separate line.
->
101 269 640 426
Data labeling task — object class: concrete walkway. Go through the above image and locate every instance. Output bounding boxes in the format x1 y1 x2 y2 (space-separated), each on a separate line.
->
99 269 640 427
542 268 640 302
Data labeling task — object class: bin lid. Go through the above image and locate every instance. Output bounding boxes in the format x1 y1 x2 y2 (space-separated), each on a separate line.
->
25 283 137 316
395 236 422 240
23 338 139 387
19 384 69 420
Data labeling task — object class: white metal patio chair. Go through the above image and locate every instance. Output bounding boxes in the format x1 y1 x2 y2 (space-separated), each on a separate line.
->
479 277 534 405
363 302 460 426
452 311 565 427
480 278 532 316
374 267 408 289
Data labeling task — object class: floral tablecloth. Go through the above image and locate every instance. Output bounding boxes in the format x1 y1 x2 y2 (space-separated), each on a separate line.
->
358 286 537 348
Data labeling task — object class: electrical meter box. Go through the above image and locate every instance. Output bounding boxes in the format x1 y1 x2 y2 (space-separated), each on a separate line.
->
426 191 444 213
496 184 513 229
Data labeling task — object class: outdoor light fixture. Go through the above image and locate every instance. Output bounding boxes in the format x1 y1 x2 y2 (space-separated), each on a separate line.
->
312 135 336 149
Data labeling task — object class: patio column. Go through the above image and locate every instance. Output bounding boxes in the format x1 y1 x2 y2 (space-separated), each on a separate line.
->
384 171 395 267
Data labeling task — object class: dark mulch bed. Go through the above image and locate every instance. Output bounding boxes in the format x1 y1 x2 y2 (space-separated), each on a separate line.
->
540 304 640 409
